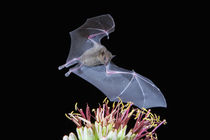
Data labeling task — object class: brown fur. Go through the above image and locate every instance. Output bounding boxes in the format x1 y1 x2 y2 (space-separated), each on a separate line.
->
80 44 112 66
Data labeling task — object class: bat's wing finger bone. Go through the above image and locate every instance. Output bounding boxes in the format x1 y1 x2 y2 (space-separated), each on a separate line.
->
87 29 109 39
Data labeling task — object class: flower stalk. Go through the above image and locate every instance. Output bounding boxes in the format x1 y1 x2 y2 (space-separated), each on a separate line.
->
63 98 166 140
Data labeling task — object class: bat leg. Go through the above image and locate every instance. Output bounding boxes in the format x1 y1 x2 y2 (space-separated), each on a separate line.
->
65 63 83 77
58 57 81 70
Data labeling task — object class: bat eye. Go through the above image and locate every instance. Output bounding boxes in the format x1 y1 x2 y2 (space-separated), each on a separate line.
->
101 51 105 55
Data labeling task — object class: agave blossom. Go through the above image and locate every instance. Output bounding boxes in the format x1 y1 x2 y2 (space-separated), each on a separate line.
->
63 98 166 140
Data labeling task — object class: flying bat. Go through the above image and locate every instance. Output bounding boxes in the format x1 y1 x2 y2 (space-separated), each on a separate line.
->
59 14 167 108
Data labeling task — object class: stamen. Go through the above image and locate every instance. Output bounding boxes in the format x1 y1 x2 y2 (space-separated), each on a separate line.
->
103 97 108 103
112 102 115 109
151 119 166 133
75 102 78 111
65 98 166 139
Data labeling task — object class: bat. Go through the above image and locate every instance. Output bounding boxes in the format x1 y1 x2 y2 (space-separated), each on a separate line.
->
59 14 167 108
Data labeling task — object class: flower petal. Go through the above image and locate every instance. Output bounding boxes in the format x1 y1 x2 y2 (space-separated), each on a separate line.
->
69 133 77 140
63 135 69 140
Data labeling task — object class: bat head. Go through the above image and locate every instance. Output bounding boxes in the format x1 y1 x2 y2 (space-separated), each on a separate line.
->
98 47 113 65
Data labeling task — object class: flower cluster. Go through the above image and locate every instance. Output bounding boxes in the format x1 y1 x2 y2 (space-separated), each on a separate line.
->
63 98 166 140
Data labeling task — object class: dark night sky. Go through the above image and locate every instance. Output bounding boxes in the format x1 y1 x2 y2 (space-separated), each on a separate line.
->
53 4 191 140
11 2 204 140
61 4 190 138
59 6 182 140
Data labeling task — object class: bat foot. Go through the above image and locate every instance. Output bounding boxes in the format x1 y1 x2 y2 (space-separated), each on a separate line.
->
64 64 83 77
58 65 65 70
65 71 72 77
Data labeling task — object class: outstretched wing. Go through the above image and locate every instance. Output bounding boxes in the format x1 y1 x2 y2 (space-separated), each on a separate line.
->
66 14 115 62
73 62 167 109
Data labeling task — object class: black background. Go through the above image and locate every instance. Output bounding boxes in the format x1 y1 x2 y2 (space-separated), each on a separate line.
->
60 5 181 140
8 1 206 140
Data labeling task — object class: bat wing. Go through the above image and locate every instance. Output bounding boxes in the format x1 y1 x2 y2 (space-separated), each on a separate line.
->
66 14 115 62
73 62 167 109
